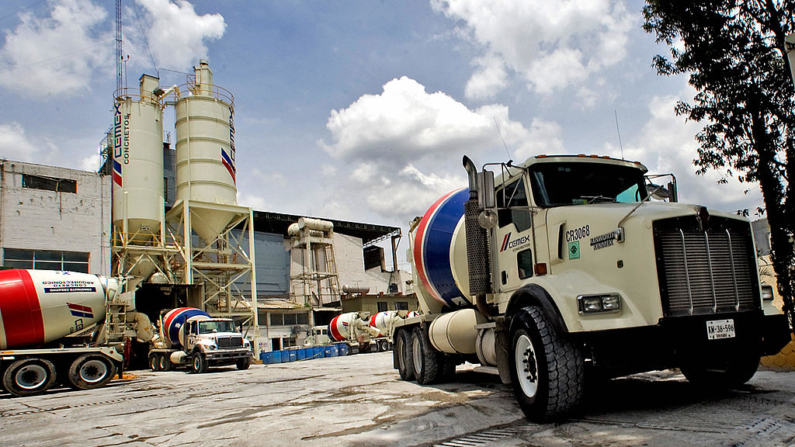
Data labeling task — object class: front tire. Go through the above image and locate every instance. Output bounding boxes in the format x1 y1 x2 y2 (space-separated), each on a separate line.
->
191 353 208 374
67 354 116 390
680 351 760 388
237 356 251 370
509 306 584 421
394 328 414 381
2 358 57 396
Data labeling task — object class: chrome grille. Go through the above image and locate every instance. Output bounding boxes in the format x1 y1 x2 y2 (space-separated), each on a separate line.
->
654 217 758 317
217 337 244 349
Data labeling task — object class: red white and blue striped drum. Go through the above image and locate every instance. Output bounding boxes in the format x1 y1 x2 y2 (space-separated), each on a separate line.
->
0 270 109 349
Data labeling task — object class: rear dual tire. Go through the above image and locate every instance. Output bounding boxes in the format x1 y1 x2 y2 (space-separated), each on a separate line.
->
2 358 57 397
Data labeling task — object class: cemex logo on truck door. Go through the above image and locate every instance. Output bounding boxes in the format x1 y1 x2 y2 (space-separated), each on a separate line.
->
500 233 531 252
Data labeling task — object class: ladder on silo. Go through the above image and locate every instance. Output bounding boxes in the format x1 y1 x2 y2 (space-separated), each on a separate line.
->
324 245 340 301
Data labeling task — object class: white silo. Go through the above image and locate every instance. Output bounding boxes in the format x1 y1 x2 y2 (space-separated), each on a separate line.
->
174 60 237 243
112 75 165 236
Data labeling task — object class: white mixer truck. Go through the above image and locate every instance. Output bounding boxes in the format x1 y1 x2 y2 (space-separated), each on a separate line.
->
148 307 252 373
0 269 151 397
392 154 791 421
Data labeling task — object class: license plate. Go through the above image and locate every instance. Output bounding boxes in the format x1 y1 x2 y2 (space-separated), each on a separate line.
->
706 319 735 340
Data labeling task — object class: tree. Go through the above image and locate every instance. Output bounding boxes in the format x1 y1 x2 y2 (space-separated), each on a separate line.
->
643 0 795 331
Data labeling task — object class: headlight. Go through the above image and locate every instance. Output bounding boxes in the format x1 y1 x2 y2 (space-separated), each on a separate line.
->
762 285 775 302
243 340 250 348
578 294 621 314
207 343 218 350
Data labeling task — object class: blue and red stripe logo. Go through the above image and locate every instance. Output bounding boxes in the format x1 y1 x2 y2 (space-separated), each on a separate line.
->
500 233 512 252
112 159 122 187
221 148 236 184
67 303 94 318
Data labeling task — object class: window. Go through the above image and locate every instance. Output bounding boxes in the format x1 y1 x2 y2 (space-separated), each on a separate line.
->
269 313 283 326
3 249 89 273
395 302 409 311
497 178 531 232
282 338 297 348
22 174 76 193
517 249 533 279
297 313 309 325
377 302 388 312
284 313 297 325
528 162 648 207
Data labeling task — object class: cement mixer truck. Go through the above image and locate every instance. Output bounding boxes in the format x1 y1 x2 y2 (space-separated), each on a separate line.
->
148 307 252 373
0 269 150 397
392 154 791 421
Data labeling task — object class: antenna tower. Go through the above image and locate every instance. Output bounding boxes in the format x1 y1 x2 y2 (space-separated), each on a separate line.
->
115 0 123 92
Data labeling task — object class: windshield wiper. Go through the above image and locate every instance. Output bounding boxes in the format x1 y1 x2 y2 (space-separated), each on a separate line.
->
581 195 616 204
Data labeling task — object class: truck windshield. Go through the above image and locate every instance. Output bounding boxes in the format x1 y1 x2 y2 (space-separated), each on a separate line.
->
199 320 236 334
528 162 648 207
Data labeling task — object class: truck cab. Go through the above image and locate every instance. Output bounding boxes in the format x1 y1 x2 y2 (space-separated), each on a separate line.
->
393 154 791 422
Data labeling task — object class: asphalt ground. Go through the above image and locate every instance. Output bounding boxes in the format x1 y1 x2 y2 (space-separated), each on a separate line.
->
1 351 795 446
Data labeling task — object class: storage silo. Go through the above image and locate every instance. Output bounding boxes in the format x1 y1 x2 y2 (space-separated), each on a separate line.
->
112 74 165 241
174 60 237 243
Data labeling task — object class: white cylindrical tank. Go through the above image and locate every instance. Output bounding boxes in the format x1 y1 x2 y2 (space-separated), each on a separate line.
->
174 60 237 243
112 74 165 246
0 270 111 349
428 308 485 355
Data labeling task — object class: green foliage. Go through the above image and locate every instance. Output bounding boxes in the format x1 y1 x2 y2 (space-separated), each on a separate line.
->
644 0 795 329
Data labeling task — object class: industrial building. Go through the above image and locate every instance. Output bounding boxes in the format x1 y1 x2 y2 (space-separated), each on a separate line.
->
0 61 416 357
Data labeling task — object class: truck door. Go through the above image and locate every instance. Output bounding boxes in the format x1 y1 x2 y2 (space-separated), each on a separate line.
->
492 176 535 295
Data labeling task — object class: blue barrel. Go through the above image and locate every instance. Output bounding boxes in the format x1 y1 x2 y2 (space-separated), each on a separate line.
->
260 352 270 363
297 348 306 361
324 345 333 358
330 345 339 357
337 343 349 356
272 350 282 363
288 349 297 362
313 346 324 359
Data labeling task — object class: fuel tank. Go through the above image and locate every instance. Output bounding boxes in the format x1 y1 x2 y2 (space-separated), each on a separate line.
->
0 269 112 349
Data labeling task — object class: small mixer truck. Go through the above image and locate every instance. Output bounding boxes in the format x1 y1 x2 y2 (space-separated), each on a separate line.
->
0 269 152 396
392 154 791 421
148 307 252 373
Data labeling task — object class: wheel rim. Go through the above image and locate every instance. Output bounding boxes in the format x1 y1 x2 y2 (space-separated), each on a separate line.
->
515 334 539 398
150 356 157 371
80 359 109 384
412 335 422 376
194 356 201 370
16 364 48 390
397 337 406 370
159 356 167 370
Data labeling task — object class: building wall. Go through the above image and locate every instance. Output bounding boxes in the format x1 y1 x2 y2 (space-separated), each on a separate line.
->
0 161 111 275
340 294 419 314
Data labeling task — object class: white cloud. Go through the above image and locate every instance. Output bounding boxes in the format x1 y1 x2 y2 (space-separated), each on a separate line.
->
318 76 567 225
432 0 635 99
621 89 763 214
0 0 112 98
0 122 43 162
125 0 226 72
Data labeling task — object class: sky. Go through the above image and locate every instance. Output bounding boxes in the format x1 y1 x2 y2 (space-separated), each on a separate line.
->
0 0 766 271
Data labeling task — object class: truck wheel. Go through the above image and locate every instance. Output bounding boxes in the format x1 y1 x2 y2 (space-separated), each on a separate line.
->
191 353 208 374
680 351 761 388
67 354 116 390
2 358 57 397
237 356 251 370
149 354 161 371
509 305 584 421
412 326 442 385
378 340 389 352
395 328 415 381
159 354 173 372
